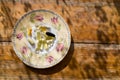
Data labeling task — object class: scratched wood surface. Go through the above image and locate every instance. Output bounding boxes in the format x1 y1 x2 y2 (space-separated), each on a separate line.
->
1 0 120 80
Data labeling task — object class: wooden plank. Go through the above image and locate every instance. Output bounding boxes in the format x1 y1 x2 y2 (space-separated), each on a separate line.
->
0 1 13 41
0 43 120 79
1 0 120 43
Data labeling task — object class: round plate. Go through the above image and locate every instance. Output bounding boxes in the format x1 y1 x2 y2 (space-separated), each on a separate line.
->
12 9 71 68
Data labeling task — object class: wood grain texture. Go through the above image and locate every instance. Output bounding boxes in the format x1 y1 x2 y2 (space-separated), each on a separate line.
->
1 0 120 80
0 1 13 41
0 0 120 43
0 43 120 79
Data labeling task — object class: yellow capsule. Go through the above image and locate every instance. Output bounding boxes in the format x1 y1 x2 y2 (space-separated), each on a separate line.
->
44 41 48 50
36 32 41 40
36 40 42 51
46 36 54 41
39 26 49 33
28 38 34 45
27 28 32 36
40 43 44 50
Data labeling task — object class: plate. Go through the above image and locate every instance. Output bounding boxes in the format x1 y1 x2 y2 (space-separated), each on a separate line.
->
12 9 71 68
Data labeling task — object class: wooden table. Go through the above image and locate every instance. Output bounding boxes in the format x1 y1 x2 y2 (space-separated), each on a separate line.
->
0 0 120 79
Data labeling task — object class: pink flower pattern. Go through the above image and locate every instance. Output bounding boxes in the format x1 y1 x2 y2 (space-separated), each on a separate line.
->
56 43 64 52
21 46 27 54
46 56 54 63
35 15 44 21
51 17 58 24
16 33 23 40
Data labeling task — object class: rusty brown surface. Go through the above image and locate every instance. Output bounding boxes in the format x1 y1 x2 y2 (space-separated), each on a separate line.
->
1 0 120 80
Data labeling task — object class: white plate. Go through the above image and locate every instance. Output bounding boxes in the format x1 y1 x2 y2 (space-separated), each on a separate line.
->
12 9 71 69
